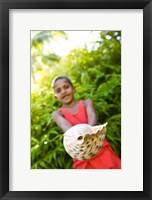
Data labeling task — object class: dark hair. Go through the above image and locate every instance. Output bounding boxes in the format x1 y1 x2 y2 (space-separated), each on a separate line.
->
52 76 73 88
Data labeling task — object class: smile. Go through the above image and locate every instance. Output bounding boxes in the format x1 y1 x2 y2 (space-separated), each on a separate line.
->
62 95 70 99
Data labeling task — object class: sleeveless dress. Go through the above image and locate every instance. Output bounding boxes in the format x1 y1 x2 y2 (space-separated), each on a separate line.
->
59 100 121 169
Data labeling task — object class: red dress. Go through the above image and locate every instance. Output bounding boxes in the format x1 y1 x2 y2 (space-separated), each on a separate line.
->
59 100 121 169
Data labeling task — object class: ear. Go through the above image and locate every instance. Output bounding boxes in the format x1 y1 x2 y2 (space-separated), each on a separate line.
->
54 94 57 99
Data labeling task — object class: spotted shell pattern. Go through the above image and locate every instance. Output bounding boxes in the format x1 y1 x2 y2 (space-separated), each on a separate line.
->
63 123 107 160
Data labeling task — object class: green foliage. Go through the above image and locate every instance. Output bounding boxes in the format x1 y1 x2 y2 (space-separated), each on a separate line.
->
31 31 121 169
31 89 72 169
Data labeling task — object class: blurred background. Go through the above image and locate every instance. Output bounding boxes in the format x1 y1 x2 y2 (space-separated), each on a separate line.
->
31 30 121 169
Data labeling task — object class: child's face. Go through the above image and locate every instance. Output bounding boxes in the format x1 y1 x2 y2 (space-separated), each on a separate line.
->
53 79 76 104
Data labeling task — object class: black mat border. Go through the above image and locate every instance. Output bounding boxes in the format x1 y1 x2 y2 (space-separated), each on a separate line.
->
0 0 152 199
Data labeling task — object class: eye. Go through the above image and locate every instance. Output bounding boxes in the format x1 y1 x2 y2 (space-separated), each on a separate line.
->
55 89 61 93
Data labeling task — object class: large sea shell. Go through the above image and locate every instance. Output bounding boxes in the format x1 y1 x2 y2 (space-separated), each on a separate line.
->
63 123 107 160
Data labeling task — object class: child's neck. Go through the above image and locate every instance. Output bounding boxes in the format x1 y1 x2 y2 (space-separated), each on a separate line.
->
63 99 77 108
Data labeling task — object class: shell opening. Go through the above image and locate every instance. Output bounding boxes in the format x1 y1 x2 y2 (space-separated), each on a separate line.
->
77 136 83 140
77 135 84 145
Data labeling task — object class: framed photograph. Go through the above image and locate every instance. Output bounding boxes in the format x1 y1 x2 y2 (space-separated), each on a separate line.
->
0 0 152 200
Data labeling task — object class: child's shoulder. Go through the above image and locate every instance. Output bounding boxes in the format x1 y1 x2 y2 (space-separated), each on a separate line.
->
52 109 63 119
83 99 94 106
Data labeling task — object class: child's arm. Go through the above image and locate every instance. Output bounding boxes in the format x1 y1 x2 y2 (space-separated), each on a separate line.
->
52 110 72 132
84 99 97 126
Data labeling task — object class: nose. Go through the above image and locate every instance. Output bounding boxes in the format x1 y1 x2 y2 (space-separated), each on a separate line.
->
61 88 66 94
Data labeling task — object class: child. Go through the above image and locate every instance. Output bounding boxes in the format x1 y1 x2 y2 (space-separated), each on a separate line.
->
52 76 121 169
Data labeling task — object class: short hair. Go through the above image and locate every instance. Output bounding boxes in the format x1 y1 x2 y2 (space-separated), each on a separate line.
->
51 76 73 88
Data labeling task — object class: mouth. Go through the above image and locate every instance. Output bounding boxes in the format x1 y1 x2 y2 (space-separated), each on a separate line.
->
62 94 70 100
